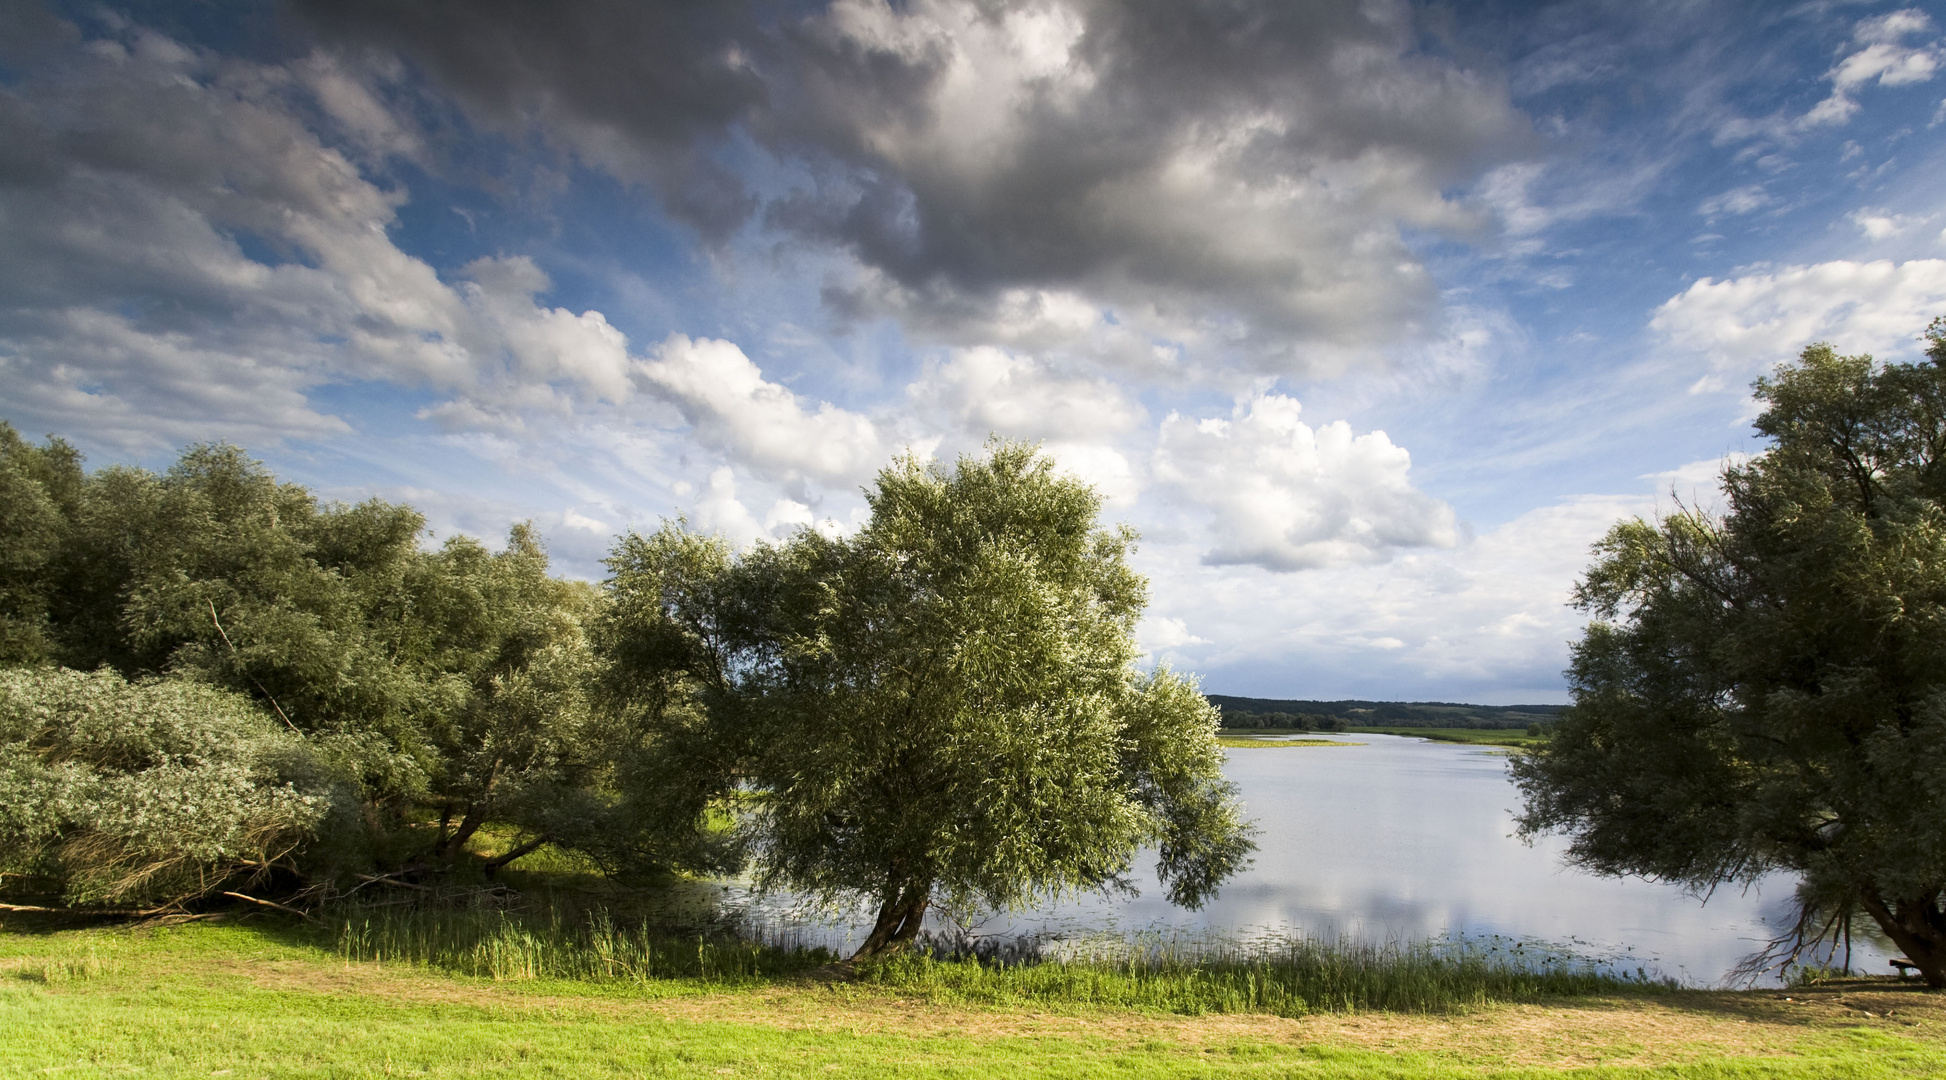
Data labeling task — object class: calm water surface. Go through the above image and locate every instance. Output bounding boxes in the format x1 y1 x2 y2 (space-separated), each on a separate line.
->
719 733 1891 985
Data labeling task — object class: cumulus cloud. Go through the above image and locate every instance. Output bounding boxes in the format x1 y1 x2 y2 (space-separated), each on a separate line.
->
0 21 675 452
1152 393 1457 572
1138 615 1209 653
299 0 1533 369
909 346 1143 440
903 345 1143 502
1651 259 1946 373
636 334 883 488
769 0 1529 362
1849 208 1931 240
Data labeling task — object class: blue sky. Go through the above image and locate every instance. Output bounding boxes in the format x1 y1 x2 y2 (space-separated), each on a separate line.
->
3 0 1944 703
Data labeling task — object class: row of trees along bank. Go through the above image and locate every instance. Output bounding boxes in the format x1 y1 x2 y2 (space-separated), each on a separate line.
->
0 437 1254 958
10 319 1946 985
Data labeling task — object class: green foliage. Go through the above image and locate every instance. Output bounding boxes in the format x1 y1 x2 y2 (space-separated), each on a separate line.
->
0 667 348 906
1215 708 1347 731
0 432 658 892
1514 320 1946 985
599 442 1255 956
0 424 83 665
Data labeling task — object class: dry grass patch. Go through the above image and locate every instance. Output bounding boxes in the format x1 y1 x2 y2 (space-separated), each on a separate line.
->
202 947 1944 1071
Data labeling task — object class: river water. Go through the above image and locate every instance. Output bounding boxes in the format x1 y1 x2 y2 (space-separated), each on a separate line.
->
715 733 1893 986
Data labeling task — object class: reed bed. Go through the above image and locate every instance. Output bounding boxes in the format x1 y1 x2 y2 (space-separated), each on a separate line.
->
867 932 1666 1016
327 896 834 985
322 897 1667 1015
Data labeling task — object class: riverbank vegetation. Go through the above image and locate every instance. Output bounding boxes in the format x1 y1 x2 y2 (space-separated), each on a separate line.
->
5 914 1941 1077
1345 727 1551 749
0 433 1252 960
1210 696 1563 733
1517 322 1946 988
1215 735 1361 748
320 895 1648 1015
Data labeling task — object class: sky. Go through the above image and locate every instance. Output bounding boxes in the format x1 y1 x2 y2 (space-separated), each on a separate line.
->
2 0 1944 704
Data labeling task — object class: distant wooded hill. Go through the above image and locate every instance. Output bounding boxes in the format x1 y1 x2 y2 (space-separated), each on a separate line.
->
1206 695 1567 731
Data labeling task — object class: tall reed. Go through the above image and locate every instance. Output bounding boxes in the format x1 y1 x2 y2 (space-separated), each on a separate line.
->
322 897 1667 1014
864 932 1666 1016
327 895 832 985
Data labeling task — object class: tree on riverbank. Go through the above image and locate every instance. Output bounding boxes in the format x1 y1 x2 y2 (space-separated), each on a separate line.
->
599 442 1256 958
1514 320 1946 986
0 429 659 896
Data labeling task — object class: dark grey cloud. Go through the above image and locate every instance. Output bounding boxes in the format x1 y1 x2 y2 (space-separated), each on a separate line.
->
293 0 767 239
763 0 1532 358
294 0 1536 367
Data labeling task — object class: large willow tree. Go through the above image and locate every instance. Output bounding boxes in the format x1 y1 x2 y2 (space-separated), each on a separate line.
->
600 442 1255 958
1515 320 1946 986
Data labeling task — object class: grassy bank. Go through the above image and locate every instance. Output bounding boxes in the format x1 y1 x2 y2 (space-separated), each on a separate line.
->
4 914 1943 1078
326 899 1647 1017
1215 736 1361 748
1346 727 1550 749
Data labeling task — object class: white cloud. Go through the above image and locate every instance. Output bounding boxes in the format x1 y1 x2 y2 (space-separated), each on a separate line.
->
1138 615 1209 653
635 334 883 487
908 346 1144 441
561 508 611 533
904 345 1144 503
1651 259 1946 372
1139 493 1649 698
1698 185 1773 218
1152 393 1457 572
1802 9 1942 128
1849 208 1930 240
690 466 767 545
0 25 672 452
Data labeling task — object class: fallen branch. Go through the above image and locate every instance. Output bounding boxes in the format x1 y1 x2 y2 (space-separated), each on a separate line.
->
353 873 431 892
222 891 318 923
0 902 169 917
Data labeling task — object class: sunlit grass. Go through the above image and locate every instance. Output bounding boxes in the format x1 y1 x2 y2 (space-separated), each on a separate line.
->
320 897 1661 1016
5 915 1942 1078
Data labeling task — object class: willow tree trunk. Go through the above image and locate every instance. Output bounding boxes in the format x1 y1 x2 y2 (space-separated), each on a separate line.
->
851 881 931 959
1860 888 1946 988
437 760 502 864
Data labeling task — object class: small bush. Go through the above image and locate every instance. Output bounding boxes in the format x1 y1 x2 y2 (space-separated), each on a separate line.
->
0 666 350 907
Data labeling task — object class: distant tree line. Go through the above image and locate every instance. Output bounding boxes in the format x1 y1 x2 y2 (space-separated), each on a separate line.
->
0 432 1253 957
1206 695 1562 731
1212 709 1347 732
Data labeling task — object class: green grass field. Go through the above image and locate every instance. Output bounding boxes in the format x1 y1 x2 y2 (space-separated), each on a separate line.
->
4 914 1944 1077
